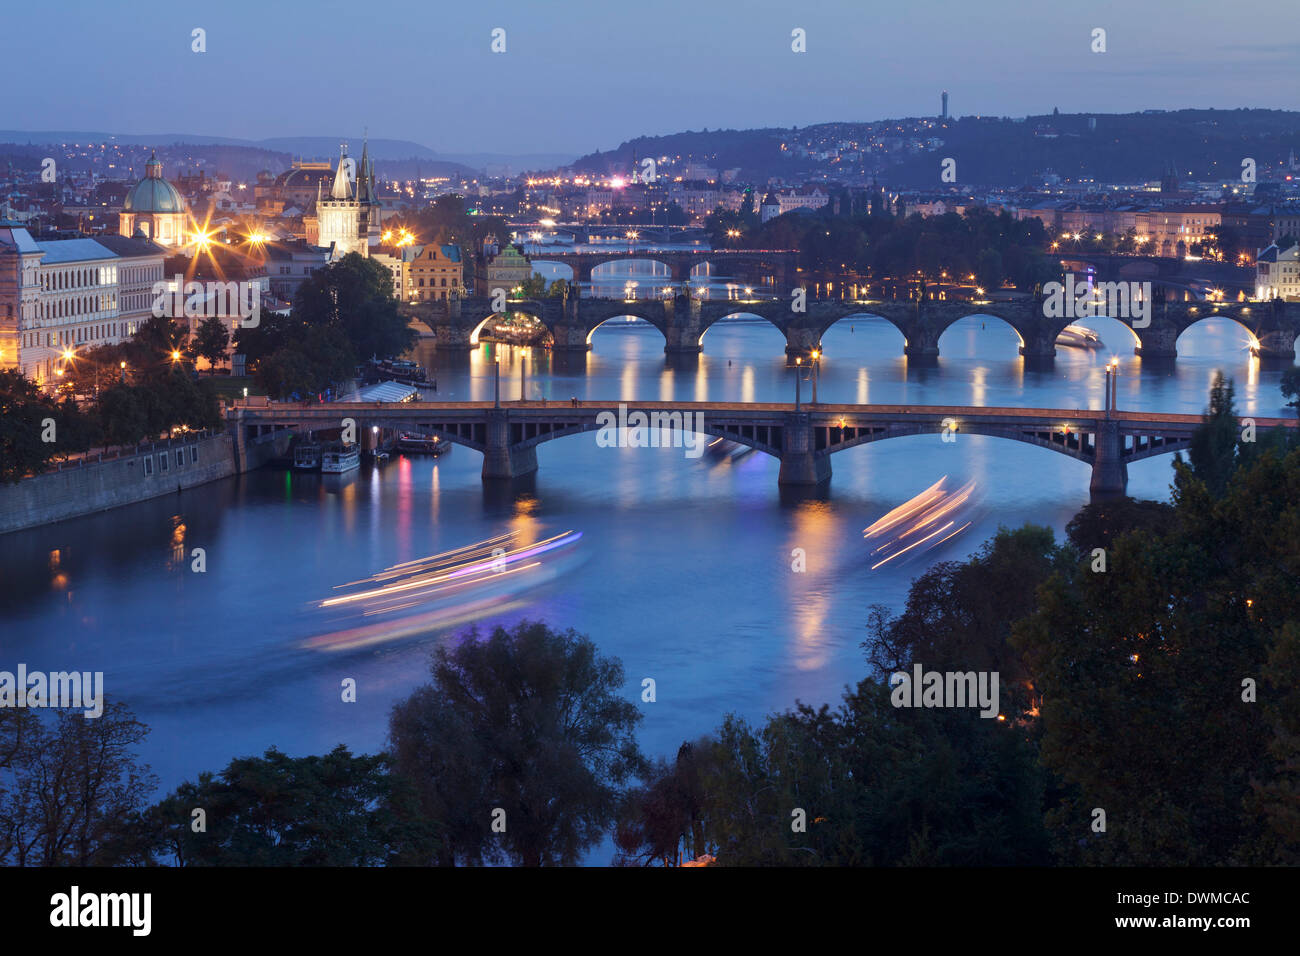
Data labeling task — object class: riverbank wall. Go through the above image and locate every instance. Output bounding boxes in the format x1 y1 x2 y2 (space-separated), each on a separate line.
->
0 427 292 536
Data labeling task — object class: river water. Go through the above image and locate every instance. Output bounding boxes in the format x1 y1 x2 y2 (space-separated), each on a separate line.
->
1 260 1292 861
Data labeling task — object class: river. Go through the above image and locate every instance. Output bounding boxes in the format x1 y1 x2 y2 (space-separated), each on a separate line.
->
0 264 1291 861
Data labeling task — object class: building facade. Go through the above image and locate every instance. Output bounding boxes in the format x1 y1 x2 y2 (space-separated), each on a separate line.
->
1257 241 1300 301
0 225 166 383
408 244 463 302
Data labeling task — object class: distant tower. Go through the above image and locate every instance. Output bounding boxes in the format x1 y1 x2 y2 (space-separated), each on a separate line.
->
316 143 367 258
1160 160 1181 195
941 90 948 120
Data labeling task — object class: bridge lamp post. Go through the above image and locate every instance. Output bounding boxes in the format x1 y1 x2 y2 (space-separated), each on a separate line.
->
493 356 501 409
1104 359 1119 417
794 356 802 411
810 349 820 404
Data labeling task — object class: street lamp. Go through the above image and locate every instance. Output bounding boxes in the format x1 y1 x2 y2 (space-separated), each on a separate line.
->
1104 358 1119 416
794 355 802 411
810 348 821 404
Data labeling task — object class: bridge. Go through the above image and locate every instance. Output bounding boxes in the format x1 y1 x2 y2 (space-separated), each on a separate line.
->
228 400 1295 499
508 223 709 244
406 294 1300 362
512 248 798 285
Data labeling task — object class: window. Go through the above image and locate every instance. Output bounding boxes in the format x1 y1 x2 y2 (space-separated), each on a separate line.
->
159 452 169 473
176 450 184 468
143 456 154 476
190 446 199 464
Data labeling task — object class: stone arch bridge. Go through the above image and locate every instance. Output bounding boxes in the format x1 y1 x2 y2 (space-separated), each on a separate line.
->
229 400 1294 498
523 248 797 284
406 295 1300 363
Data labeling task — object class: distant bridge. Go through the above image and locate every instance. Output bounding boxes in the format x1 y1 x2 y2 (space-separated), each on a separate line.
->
229 400 1295 498
508 222 709 244
510 248 798 284
406 294 1300 362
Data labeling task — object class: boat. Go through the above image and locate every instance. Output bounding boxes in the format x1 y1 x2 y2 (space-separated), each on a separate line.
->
360 359 436 388
321 445 361 474
1055 324 1104 349
395 433 450 456
293 442 321 470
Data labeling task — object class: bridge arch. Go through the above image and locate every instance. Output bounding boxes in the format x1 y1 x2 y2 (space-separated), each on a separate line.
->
1174 311 1260 353
463 301 552 346
584 312 669 347
1059 314 1144 353
813 310 911 345
528 259 575 282
936 311 1027 355
701 307 790 343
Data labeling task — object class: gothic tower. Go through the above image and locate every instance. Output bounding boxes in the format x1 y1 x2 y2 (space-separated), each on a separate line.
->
315 144 367 258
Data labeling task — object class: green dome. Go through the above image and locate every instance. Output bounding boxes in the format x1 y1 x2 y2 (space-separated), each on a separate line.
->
123 152 185 214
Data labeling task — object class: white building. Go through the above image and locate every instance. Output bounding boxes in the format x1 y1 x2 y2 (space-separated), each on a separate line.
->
0 225 165 384
1256 242 1300 301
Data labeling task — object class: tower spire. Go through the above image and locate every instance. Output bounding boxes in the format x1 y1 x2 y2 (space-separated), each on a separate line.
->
331 143 352 200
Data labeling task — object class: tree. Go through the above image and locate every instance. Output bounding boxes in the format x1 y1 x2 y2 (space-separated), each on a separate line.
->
1064 496 1175 554
0 702 157 866
976 248 1004 292
189 316 230 371
1014 445 1300 865
293 252 414 362
255 325 356 400
1175 370 1241 498
614 741 711 866
388 620 645 866
515 272 548 299
0 369 80 482
128 314 186 375
132 746 436 866
97 384 150 446
1282 367 1300 414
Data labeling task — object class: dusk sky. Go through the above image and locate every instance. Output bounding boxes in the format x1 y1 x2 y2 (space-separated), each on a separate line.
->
5 0 1298 156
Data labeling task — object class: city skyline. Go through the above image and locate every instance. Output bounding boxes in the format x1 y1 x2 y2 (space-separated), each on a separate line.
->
6 0 1299 156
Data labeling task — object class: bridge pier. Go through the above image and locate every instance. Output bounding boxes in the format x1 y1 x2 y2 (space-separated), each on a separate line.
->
778 412 832 486
1089 420 1128 501
1255 327 1296 362
663 296 703 354
482 410 539 480
549 323 592 352
1134 322 1177 360
784 326 822 360
1018 332 1057 366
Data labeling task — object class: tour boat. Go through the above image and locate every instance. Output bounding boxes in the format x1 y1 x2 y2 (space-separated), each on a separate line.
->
1055 324 1104 349
320 445 361 474
293 442 321 470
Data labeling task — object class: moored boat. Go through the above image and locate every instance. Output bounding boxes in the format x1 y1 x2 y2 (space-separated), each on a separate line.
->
395 433 450 456
293 442 321 470
321 445 361 473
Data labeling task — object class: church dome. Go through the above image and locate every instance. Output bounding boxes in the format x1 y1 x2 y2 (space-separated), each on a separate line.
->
123 151 186 214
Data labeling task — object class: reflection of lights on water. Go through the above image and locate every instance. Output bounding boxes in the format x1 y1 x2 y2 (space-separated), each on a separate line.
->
865 477 977 570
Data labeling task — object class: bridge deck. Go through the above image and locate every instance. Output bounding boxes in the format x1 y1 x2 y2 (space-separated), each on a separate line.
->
230 399 1295 429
